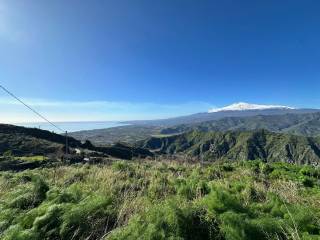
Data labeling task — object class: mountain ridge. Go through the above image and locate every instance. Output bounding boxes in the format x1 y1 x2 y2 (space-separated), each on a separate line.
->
161 112 320 137
141 129 320 165
70 111 320 145
124 107 319 126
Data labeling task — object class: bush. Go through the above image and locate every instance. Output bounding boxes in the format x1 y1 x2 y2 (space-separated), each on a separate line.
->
112 161 132 172
108 199 221 240
47 184 83 204
32 176 49 206
222 163 234 172
32 204 64 239
1 225 38 240
299 176 314 187
60 195 116 239
202 186 244 214
9 176 48 210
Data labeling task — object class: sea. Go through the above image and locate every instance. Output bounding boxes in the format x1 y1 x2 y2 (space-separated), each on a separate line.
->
16 121 128 133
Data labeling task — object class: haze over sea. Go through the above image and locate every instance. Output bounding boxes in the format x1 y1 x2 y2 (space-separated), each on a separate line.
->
16 121 127 133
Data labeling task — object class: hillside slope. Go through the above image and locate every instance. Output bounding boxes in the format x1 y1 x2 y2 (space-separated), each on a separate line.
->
0 124 82 155
141 130 320 164
0 124 152 159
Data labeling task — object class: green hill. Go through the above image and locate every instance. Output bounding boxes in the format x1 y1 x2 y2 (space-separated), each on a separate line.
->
142 130 320 164
0 124 153 160
0 124 82 155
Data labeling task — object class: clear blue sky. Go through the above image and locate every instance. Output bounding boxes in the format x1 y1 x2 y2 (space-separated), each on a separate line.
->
1 0 320 122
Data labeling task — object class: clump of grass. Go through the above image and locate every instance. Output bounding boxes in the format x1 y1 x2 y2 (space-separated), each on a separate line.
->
108 198 220 240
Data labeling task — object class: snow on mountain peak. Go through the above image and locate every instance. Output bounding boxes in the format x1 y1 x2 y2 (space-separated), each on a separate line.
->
208 102 294 113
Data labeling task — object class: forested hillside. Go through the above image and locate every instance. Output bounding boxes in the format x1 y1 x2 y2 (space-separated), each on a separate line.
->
142 130 320 165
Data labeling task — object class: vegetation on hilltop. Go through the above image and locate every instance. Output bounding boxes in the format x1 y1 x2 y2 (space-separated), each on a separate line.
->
0 160 319 239
0 124 153 160
141 130 320 165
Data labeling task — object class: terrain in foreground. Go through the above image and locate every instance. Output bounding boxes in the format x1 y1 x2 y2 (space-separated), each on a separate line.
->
0 160 319 239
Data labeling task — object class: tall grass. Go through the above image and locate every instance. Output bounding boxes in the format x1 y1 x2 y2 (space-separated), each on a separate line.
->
0 160 319 239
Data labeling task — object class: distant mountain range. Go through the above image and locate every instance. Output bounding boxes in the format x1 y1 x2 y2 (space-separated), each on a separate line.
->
70 103 320 145
124 102 319 126
140 130 320 165
161 111 320 137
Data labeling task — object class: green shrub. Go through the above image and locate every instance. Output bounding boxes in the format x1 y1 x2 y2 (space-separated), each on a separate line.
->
60 195 116 240
32 204 64 239
219 211 248 240
284 206 320 235
299 166 320 179
16 206 47 229
9 192 35 210
108 199 221 240
202 186 245 214
1 225 38 240
299 176 315 187
259 163 273 175
47 184 83 204
32 176 49 206
0 208 20 232
222 163 234 172
148 174 175 199
9 176 49 209
112 161 132 172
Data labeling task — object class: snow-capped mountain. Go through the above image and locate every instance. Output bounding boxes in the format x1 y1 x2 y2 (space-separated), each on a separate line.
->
126 102 318 126
208 102 294 113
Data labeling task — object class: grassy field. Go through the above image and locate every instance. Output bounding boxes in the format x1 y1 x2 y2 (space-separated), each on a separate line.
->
0 160 319 239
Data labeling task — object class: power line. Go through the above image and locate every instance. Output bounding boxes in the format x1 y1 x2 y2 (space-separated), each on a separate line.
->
0 84 65 132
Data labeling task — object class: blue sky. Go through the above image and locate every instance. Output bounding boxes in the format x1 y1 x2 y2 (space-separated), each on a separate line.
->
1 0 320 122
